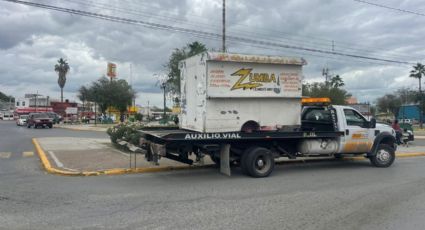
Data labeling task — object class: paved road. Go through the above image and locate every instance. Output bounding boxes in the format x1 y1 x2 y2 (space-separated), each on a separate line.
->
1 120 425 229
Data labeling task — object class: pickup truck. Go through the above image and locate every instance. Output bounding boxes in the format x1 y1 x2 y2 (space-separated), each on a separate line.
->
139 99 396 177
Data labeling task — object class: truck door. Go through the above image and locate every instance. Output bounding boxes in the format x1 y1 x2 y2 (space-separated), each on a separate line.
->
341 108 373 153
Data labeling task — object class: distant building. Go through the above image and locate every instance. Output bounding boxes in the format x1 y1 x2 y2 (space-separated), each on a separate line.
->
50 100 78 118
346 97 372 119
398 104 422 122
14 95 52 116
346 97 358 104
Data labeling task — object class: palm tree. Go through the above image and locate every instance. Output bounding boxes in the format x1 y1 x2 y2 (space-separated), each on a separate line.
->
54 58 70 103
409 63 425 128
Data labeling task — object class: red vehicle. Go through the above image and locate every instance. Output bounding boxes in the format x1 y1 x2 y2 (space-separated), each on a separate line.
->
27 113 53 129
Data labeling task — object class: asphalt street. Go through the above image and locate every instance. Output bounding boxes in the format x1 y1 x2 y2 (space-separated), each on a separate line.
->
1 120 425 230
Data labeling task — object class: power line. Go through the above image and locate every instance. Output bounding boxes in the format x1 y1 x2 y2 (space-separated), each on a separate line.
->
353 0 425 17
2 0 416 65
59 0 422 61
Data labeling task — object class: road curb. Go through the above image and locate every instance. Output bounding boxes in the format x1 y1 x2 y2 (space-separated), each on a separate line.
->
32 138 425 176
55 126 107 132
32 138 211 176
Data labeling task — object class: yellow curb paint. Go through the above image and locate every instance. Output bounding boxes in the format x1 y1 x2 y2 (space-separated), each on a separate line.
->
397 153 425 158
0 152 12 159
22 151 34 157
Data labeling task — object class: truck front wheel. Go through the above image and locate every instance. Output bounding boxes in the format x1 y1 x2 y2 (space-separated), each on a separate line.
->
370 144 395 168
242 147 275 177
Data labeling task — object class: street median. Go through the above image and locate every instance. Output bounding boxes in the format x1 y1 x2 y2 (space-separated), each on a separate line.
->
32 137 213 176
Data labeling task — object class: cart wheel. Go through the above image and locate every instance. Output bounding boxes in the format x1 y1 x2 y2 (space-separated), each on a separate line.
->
243 147 275 178
370 144 395 168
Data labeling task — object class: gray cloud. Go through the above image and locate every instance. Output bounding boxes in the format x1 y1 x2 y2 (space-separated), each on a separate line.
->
0 0 424 106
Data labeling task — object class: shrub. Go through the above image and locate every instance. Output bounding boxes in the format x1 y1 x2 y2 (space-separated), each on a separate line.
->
107 122 144 145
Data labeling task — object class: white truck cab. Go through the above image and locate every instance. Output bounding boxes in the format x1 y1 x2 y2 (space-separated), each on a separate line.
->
301 104 396 168
333 105 395 153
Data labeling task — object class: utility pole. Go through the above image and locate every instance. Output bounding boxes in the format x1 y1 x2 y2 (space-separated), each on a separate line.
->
130 64 135 108
147 100 150 121
322 68 329 84
35 91 38 113
161 82 166 121
419 81 424 129
222 0 226 52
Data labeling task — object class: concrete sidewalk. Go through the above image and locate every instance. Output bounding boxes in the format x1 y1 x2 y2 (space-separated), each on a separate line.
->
33 137 425 176
34 137 214 175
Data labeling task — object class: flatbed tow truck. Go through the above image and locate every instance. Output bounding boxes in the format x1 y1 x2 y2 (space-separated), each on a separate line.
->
139 98 397 177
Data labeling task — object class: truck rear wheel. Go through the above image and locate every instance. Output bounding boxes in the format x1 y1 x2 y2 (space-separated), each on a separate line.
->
370 144 395 168
242 147 274 177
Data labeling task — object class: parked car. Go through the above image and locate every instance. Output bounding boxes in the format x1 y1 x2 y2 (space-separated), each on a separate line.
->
16 115 29 126
45 112 62 124
401 119 412 124
27 113 53 128
0 112 14 121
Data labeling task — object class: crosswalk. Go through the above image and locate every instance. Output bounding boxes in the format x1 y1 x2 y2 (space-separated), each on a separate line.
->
0 151 34 159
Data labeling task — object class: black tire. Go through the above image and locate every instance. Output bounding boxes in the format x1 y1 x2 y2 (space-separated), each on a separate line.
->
370 144 395 168
240 146 258 174
27 124 31 128
242 147 275 178
48 124 53 129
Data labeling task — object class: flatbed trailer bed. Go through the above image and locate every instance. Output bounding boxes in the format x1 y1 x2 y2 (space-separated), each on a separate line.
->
139 127 345 177
139 128 344 143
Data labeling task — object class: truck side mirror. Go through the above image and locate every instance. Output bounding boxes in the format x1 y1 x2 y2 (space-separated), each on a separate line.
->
370 118 376 128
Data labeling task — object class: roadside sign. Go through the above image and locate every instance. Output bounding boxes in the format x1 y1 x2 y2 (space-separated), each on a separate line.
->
65 107 78 114
107 62 117 78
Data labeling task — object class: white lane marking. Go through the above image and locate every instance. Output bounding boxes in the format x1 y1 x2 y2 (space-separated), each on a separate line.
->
47 151 79 172
0 152 12 159
47 151 64 167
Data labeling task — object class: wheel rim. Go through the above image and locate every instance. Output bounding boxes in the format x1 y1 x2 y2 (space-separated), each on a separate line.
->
254 155 271 173
376 149 391 163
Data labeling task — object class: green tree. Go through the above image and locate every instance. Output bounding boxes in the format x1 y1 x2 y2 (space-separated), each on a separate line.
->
376 94 401 119
109 79 135 120
89 77 112 114
165 41 207 96
77 86 90 113
79 77 135 119
303 75 351 105
409 63 425 128
0 91 14 103
396 87 418 104
54 58 70 103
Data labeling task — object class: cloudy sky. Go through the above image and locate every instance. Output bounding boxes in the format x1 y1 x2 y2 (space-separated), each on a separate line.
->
0 0 424 106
